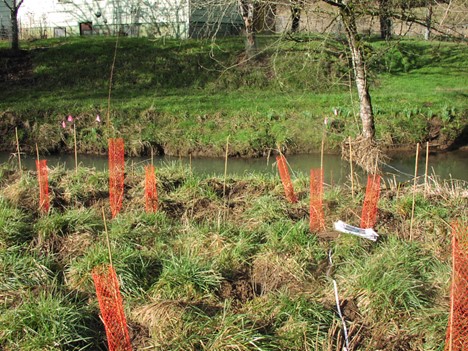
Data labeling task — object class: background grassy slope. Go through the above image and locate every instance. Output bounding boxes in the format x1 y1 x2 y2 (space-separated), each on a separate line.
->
0 36 467 156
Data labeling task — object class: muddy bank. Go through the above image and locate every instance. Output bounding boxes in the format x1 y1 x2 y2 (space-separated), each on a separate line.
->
1 110 466 158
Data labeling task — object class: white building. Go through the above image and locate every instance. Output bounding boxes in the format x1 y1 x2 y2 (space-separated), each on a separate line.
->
0 1 11 39
1 0 242 40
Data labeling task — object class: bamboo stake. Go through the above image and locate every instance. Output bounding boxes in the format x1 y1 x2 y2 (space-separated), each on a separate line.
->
102 207 113 267
106 35 120 136
448 225 455 351
320 130 325 171
73 124 78 174
36 144 42 212
424 142 430 194
409 143 420 240
349 137 354 199
223 136 230 198
277 144 283 158
15 127 22 176
393 174 399 199
189 153 192 176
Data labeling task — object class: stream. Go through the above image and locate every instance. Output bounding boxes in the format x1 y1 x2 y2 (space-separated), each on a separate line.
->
1 150 467 185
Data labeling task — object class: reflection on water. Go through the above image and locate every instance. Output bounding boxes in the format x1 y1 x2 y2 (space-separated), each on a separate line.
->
0 150 467 184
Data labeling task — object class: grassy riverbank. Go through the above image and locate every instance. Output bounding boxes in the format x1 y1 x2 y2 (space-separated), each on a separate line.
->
0 161 466 350
0 36 467 156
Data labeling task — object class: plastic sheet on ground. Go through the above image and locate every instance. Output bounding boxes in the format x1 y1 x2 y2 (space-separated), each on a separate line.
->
333 220 379 241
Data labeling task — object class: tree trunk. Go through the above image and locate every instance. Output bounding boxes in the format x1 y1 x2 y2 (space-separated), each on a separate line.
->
290 1 302 33
340 5 375 140
4 0 23 52
424 3 433 40
379 0 392 40
238 0 257 57
291 8 300 32
11 8 19 52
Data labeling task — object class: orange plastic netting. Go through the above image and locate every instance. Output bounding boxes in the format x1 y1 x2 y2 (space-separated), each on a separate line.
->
310 168 325 232
35 160 49 213
276 155 297 203
145 165 158 213
108 138 125 218
360 174 381 229
445 222 468 351
92 265 133 351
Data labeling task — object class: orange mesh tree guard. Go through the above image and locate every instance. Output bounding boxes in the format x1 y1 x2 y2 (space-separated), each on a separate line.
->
310 168 325 232
145 165 158 213
445 222 468 351
360 174 381 229
276 155 297 203
92 265 133 351
35 160 49 213
108 138 125 218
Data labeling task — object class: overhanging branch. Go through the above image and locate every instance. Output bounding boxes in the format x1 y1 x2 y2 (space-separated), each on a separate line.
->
3 0 25 12
321 0 345 9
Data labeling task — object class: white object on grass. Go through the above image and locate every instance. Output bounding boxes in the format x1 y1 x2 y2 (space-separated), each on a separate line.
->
333 279 349 351
333 220 378 241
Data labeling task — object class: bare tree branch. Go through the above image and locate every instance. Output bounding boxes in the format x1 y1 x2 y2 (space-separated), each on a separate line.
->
321 0 345 9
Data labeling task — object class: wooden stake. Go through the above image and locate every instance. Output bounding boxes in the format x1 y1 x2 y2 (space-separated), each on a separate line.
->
448 226 455 351
223 136 230 198
409 143 420 240
102 207 113 267
393 174 399 199
320 130 325 171
36 144 42 213
189 153 192 176
106 35 120 136
73 124 78 174
349 137 354 199
424 142 430 194
15 127 22 176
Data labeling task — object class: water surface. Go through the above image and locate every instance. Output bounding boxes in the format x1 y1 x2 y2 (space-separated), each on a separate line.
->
1 150 467 184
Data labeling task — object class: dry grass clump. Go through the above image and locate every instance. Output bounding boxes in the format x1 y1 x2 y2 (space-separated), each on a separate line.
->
425 176 468 203
131 299 185 347
172 227 229 262
56 167 108 208
57 232 95 265
1 174 39 212
252 251 307 295
341 136 388 173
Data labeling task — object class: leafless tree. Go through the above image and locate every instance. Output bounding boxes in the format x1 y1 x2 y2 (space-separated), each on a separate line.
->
321 1 375 141
200 0 465 169
238 0 257 56
142 0 188 39
379 0 392 39
290 0 305 32
3 0 25 51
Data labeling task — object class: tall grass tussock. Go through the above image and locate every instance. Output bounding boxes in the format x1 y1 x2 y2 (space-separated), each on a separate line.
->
0 160 466 350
